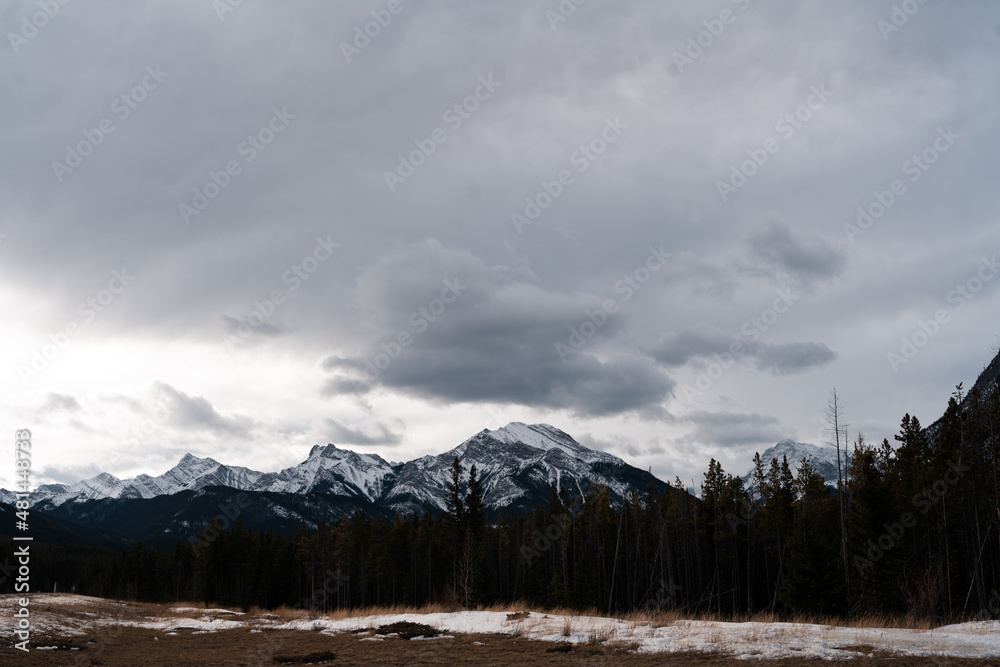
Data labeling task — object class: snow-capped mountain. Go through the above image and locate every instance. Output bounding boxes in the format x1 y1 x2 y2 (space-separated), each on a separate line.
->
8 423 668 519
250 443 397 501
29 454 265 509
384 422 664 515
742 439 843 488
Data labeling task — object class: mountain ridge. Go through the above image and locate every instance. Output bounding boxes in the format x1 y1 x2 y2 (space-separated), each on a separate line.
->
741 438 842 487
3 422 668 518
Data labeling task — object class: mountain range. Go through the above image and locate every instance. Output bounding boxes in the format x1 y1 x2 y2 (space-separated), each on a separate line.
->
0 423 668 544
7 340 998 547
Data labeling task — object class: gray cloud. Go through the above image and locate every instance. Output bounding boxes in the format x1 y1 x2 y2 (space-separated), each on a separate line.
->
40 393 81 414
0 0 997 487
651 327 838 376
682 411 788 450
745 222 848 287
153 382 254 438
321 239 675 417
754 341 839 375
323 418 404 447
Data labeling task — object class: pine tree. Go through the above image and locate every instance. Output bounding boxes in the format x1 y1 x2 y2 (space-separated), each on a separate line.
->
465 464 485 534
445 456 466 526
779 459 846 615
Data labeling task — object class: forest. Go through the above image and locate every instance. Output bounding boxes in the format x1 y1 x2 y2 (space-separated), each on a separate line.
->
15 384 1000 622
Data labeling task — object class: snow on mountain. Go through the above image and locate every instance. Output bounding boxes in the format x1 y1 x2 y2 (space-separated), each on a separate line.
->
250 444 396 501
8 423 666 516
742 439 843 487
28 454 265 508
383 422 658 515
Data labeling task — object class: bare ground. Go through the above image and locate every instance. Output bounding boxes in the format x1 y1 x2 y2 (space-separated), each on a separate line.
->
2 595 999 666
3 627 1000 666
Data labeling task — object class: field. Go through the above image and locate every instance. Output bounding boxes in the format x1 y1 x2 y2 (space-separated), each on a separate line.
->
2 594 1000 665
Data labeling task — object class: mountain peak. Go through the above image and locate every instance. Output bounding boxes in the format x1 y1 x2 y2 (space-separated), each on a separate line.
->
744 439 841 486
19 423 662 518
486 422 585 453
308 443 339 459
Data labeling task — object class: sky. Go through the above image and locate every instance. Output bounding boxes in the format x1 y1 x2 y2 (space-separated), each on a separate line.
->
2 0 999 491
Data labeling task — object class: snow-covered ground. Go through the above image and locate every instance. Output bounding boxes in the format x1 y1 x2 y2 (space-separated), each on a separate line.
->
4 595 1000 661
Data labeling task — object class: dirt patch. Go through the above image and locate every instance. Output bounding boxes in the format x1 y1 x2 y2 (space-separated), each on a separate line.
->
271 649 337 663
3 627 999 666
375 620 442 639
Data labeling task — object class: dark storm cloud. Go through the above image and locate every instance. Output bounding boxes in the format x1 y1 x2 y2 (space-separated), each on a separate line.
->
754 341 839 375
1 0 998 478
651 328 838 376
320 239 675 417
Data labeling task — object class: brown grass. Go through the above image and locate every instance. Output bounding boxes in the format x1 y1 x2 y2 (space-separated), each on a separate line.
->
7 593 962 631
12 624 990 666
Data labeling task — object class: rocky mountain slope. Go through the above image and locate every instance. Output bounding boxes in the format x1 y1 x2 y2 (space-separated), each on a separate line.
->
742 439 843 487
9 423 668 522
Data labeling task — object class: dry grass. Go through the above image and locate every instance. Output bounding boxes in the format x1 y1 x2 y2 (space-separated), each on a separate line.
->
586 626 614 644
57 595 966 632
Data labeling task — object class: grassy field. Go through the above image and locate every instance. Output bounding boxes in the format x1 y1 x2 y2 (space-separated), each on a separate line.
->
2 594 998 666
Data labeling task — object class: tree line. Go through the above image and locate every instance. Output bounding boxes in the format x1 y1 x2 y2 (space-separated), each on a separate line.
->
19 384 1000 620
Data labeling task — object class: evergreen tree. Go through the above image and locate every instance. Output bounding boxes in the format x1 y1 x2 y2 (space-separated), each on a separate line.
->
445 456 466 526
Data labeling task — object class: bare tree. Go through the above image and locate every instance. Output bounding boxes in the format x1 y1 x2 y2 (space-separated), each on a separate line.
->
825 389 850 606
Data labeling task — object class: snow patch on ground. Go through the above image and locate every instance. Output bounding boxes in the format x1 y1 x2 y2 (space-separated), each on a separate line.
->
4 595 999 660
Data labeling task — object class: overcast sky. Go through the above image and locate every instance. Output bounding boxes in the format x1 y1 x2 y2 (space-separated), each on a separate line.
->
2 0 999 491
